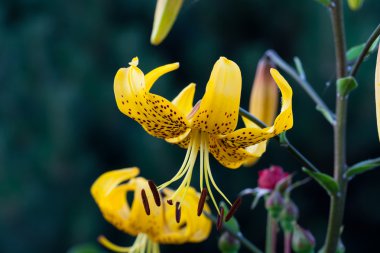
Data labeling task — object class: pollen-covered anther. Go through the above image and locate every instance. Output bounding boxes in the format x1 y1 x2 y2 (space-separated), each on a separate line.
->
197 188 208 216
216 206 224 231
175 202 182 223
225 197 242 222
148 180 161 206
141 189 151 215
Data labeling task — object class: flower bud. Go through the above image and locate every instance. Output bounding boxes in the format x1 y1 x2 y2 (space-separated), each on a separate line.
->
258 165 289 190
218 232 241 253
243 58 279 166
150 0 183 45
280 200 299 232
292 225 316 253
265 191 285 218
376 44 380 141
347 0 364 11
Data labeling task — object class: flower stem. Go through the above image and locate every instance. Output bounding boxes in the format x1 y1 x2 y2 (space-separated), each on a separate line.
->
239 108 320 173
265 214 277 253
204 212 264 253
349 24 380 77
284 232 292 253
265 50 335 124
323 0 348 252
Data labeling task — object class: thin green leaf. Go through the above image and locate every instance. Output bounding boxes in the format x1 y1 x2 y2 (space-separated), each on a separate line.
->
346 158 380 179
302 167 339 196
346 36 379 62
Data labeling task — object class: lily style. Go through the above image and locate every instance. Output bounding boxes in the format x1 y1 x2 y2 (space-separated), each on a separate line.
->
91 167 211 253
114 56 293 214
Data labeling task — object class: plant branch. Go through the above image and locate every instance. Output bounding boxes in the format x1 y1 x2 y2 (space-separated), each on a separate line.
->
204 212 263 253
239 108 321 172
323 1 348 252
349 24 380 77
284 232 292 253
265 214 277 253
265 50 336 124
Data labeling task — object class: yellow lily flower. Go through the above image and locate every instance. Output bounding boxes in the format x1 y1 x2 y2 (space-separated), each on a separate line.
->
91 167 211 253
114 57 293 213
243 57 279 166
376 44 380 141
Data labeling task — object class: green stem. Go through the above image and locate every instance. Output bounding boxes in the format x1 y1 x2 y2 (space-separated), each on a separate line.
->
284 232 292 253
265 50 335 124
265 214 277 253
204 212 264 253
349 24 380 77
323 1 348 252
239 108 320 172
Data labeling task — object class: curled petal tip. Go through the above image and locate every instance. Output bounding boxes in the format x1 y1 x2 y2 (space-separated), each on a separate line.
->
129 57 139 67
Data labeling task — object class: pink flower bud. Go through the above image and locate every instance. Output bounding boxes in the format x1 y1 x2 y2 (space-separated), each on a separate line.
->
258 165 289 190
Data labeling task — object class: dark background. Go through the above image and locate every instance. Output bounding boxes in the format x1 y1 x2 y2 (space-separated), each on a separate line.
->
0 0 379 252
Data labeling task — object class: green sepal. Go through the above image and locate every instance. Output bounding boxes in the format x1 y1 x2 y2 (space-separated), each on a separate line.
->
220 202 240 234
337 77 358 97
302 167 339 196
345 158 380 179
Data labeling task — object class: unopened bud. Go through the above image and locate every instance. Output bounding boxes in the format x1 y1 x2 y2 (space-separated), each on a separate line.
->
150 0 183 45
265 191 285 218
347 0 364 11
292 225 316 253
218 232 241 253
280 200 299 232
243 58 279 166
376 44 380 141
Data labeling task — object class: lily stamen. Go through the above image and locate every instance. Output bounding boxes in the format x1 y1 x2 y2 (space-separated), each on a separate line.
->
148 180 161 206
216 206 224 231
175 202 181 223
225 197 242 222
141 189 151 215
197 188 208 216
158 130 232 215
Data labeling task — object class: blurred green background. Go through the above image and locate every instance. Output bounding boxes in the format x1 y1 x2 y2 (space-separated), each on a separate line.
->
0 0 379 252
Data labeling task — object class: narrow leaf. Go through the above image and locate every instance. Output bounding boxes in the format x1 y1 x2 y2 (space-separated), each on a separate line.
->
346 36 380 62
302 167 339 196
346 158 380 179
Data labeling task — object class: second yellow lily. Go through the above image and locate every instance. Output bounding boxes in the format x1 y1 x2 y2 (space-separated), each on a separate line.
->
114 57 293 213
91 167 211 252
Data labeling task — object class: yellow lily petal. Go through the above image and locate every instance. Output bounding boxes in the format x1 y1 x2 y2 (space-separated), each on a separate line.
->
376 44 380 141
191 57 242 135
145 62 180 91
156 187 211 244
208 135 257 169
91 168 165 238
172 83 196 116
219 68 293 153
91 168 140 235
165 128 192 148
114 59 190 140
150 0 183 45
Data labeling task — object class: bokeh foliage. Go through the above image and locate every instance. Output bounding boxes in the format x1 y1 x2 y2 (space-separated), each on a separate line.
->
0 0 379 252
